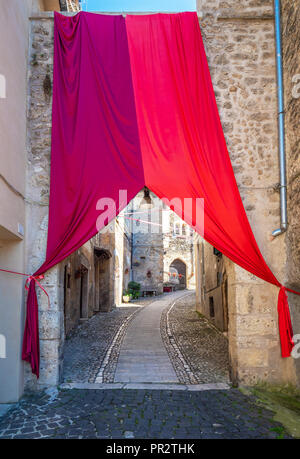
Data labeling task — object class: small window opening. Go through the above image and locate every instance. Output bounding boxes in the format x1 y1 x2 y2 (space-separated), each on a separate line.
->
209 296 215 318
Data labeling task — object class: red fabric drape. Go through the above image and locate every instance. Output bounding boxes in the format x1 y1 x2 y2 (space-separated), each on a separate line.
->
22 12 295 378
125 12 294 356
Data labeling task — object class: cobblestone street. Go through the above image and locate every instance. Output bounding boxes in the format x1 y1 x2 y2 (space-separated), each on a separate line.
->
63 305 140 383
63 296 161 384
0 291 292 439
63 291 229 385
0 387 290 439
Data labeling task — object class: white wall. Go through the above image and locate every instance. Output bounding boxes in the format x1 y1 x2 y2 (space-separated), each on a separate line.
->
0 0 35 403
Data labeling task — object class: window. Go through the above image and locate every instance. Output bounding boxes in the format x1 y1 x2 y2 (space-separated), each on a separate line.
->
174 223 180 235
209 297 215 318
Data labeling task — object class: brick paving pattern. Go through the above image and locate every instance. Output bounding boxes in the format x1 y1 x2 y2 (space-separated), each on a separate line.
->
0 388 290 439
63 305 140 383
63 297 163 384
114 292 184 383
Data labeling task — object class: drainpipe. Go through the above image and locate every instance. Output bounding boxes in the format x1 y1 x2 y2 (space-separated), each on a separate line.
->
272 0 288 237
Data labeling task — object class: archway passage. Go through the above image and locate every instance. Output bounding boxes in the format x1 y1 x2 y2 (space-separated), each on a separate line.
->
23 11 294 378
170 259 187 290
61 192 230 386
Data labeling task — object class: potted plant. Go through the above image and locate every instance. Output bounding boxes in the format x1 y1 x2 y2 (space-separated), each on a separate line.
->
127 281 141 300
123 289 131 303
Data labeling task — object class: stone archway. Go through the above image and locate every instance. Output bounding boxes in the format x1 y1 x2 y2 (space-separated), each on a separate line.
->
170 259 187 289
23 8 299 390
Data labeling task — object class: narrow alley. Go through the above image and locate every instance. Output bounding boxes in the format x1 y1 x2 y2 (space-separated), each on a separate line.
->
0 292 292 439
62 290 229 387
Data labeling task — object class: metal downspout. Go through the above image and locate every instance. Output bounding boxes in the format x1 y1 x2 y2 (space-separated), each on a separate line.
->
272 0 288 237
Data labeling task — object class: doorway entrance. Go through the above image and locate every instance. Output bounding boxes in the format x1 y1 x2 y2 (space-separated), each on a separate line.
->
170 259 187 289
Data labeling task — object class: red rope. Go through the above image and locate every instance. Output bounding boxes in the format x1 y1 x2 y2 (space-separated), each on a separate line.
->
0 268 50 306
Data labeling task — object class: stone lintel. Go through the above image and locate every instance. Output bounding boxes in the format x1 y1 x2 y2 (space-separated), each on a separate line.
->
217 15 274 22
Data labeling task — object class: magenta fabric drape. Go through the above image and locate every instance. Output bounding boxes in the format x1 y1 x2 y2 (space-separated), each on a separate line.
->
22 12 144 376
22 12 295 378
21 280 40 376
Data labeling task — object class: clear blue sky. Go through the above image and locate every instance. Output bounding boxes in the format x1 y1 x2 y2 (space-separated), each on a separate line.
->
82 0 196 12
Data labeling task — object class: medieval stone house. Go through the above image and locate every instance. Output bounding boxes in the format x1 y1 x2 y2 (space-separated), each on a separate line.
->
130 188 195 296
194 236 229 333
0 0 300 403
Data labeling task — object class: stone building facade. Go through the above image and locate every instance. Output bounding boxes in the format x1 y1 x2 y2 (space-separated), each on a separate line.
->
62 218 131 337
281 0 300 379
163 211 195 291
24 1 300 389
130 189 164 295
195 237 228 333
193 0 299 385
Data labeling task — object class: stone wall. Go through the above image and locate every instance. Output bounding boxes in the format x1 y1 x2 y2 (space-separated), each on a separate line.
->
195 237 228 332
281 0 300 383
25 16 58 389
131 190 164 295
114 217 132 304
62 231 117 337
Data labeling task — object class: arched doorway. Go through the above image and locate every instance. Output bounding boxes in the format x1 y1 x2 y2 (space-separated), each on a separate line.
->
170 259 186 289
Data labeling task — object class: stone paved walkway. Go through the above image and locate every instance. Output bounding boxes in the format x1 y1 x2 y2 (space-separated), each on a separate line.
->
0 291 291 439
63 297 156 383
0 388 290 439
114 291 187 383
161 293 230 384
63 290 229 385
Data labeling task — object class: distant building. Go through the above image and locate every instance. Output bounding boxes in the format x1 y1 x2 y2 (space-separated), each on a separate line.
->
59 0 81 11
129 188 195 297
